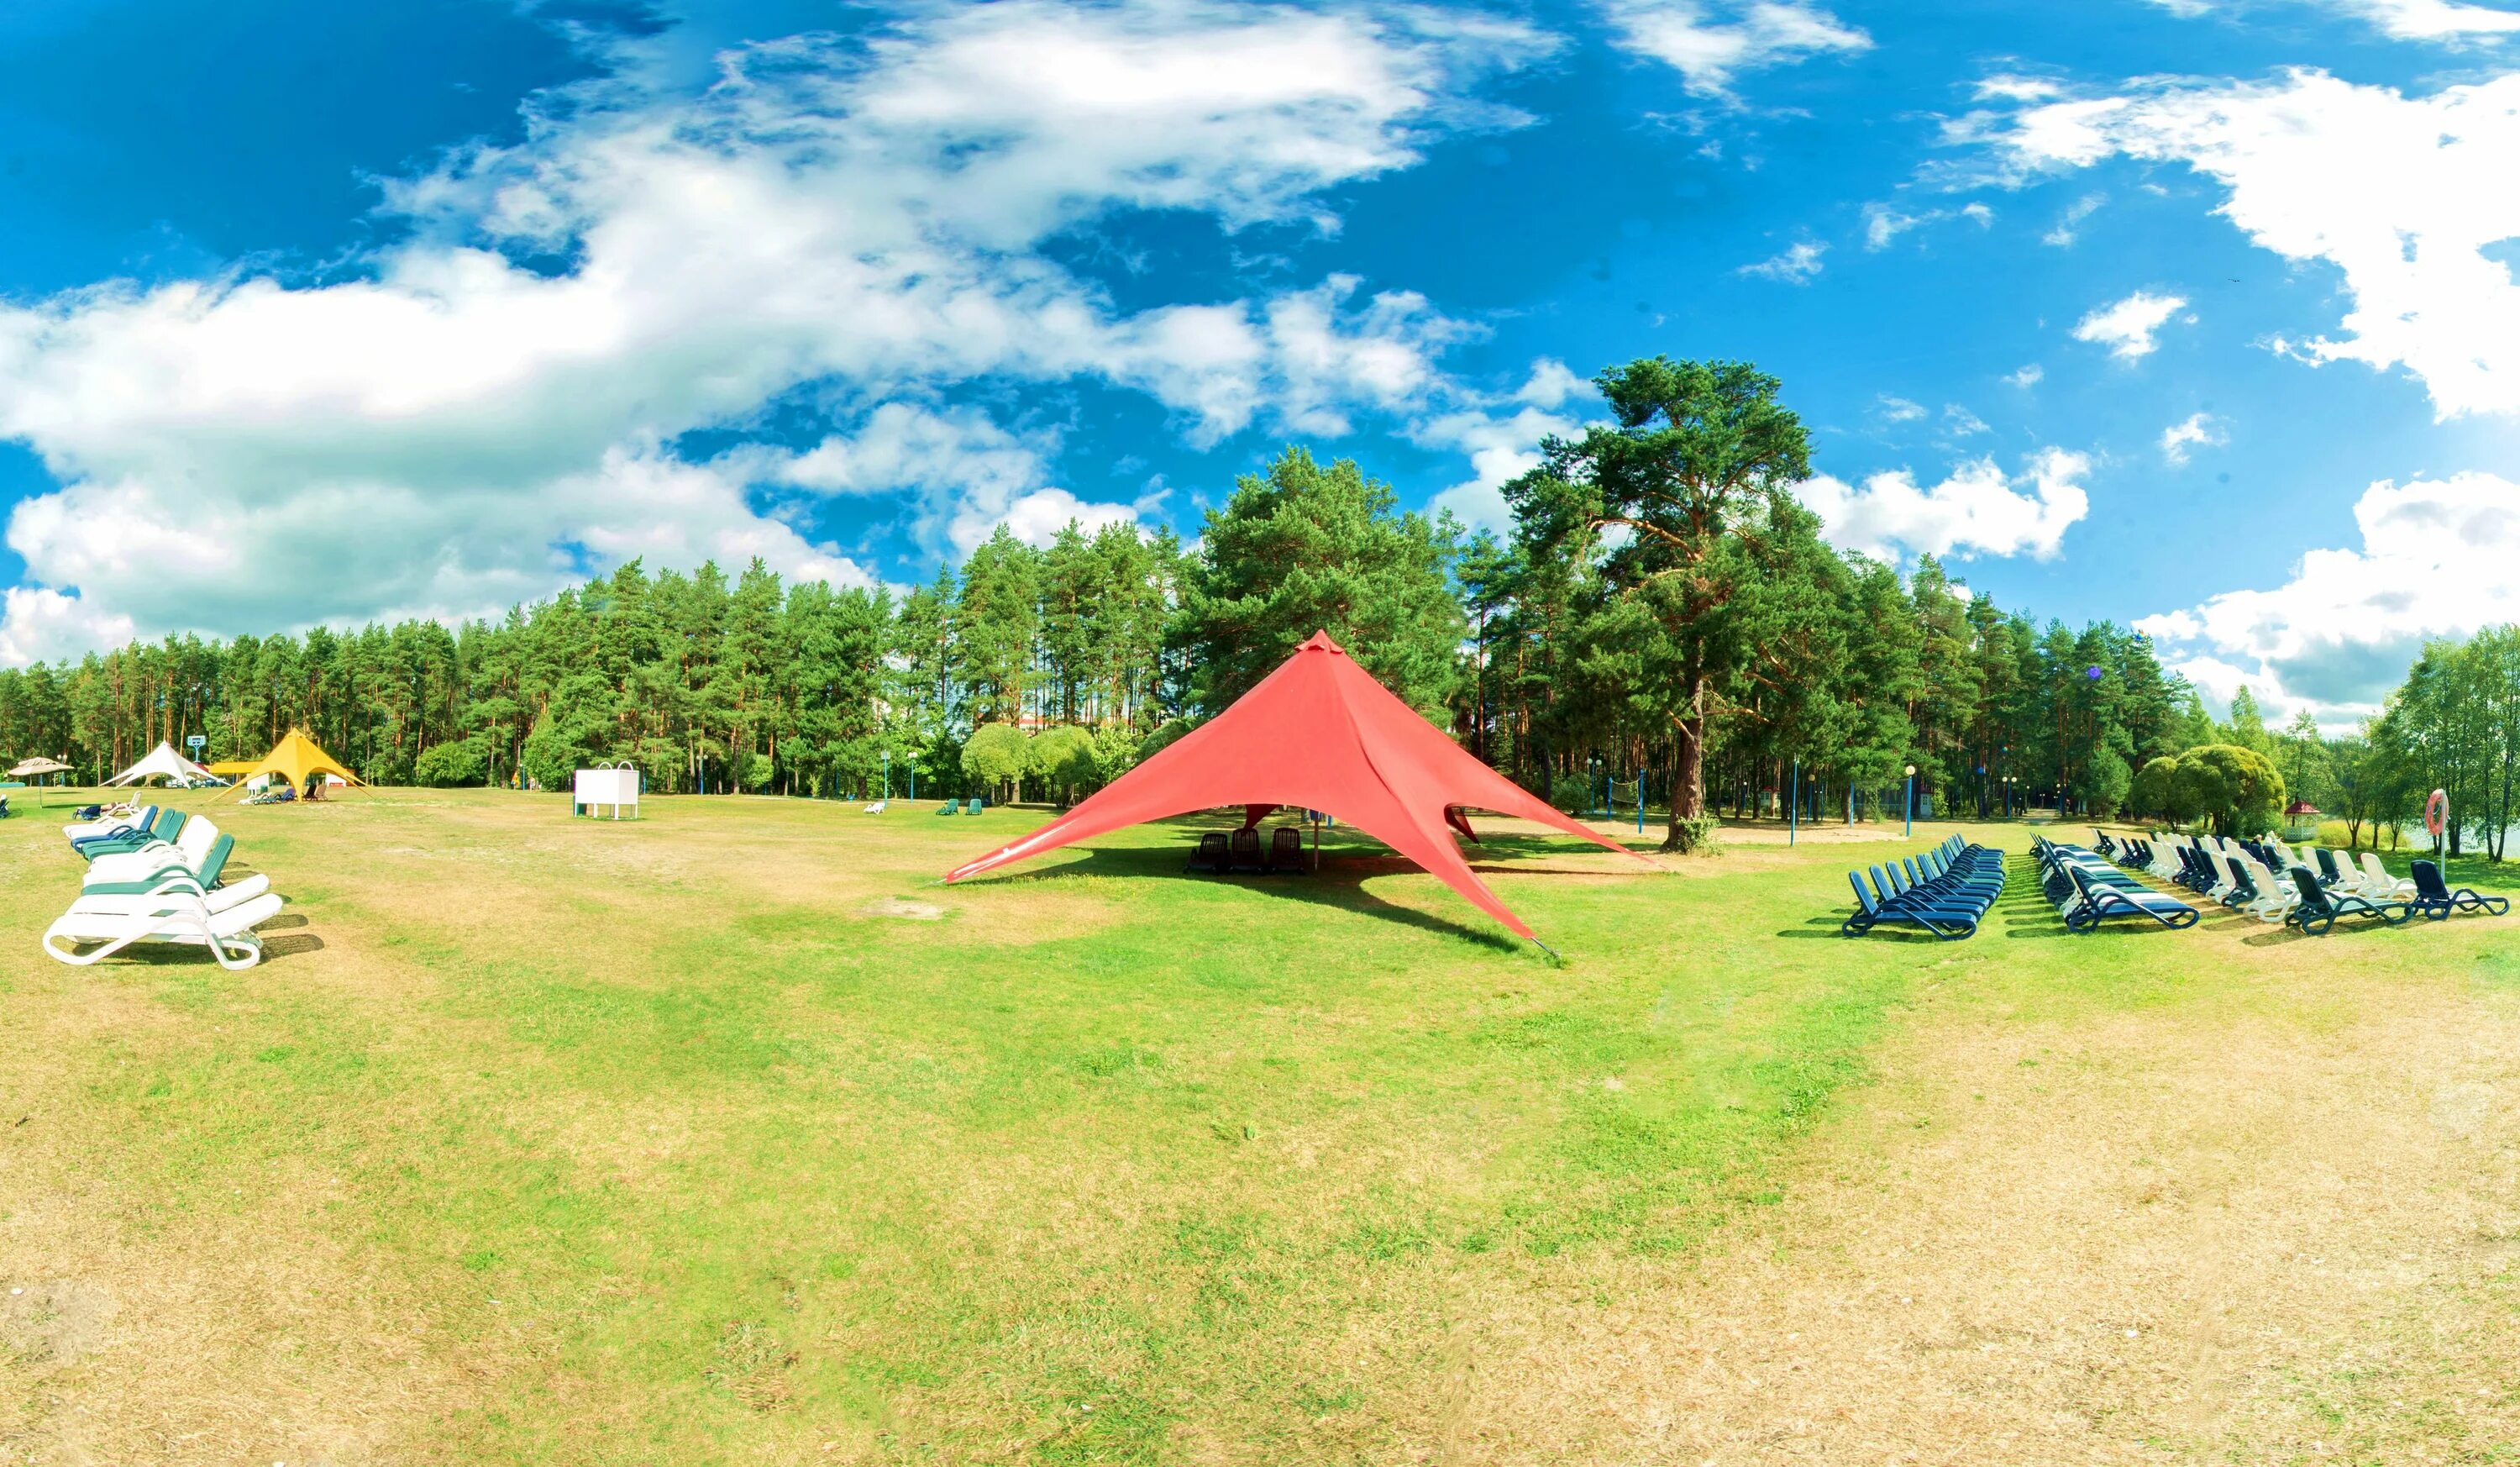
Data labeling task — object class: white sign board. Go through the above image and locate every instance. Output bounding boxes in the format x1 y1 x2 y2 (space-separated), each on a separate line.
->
573 767 640 820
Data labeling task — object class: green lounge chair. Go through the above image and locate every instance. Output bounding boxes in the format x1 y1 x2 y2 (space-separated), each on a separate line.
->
85 834 239 896
963 798 984 814
75 807 186 860
937 801 958 815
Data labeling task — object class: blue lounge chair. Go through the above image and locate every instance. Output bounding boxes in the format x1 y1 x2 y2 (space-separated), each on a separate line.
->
1842 870 1984 939
2407 860 2509 920
2055 863 2200 933
2284 867 2409 936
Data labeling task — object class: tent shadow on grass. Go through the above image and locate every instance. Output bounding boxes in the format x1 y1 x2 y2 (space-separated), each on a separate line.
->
961 839 1525 952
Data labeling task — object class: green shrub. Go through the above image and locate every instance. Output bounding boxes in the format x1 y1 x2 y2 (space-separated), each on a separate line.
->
518 715 584 793
413 737 486 788
2169 744 2285 836
362 744 414 787
1550 774 1593 816
962 723 1032 801
1031 725 1098 806
1136 718 1194 762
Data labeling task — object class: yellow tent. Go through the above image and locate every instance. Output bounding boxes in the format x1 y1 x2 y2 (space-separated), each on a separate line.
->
206 760 257 777
237 729 365 794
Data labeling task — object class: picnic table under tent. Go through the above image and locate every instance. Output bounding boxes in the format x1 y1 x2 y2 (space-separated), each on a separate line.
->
231 729 365 801
104 740 218 788
944 630 1651 947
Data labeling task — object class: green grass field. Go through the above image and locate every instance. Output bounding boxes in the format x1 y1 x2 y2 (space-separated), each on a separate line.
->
4 792 2517 1464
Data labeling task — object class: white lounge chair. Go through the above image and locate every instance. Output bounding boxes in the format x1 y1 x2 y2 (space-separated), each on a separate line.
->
43 891 286 971
2354 851 2417 901
2237 854 2296 923
62 803 151 843
83 816 219 880
863 799 888 813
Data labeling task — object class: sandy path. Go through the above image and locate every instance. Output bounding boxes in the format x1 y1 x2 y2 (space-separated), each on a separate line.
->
1451 955 2520 1462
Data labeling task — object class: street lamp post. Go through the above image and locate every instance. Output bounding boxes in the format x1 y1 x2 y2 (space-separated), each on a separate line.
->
1904 764 1917 839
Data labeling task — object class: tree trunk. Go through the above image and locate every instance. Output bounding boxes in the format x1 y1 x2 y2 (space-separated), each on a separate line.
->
1663 674 1707 853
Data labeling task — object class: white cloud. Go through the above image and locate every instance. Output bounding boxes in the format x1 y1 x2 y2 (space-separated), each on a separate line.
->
2042 191 2106 245
1861 200 1995 250
1876 394 1929 422
2071 289 2191 360
2135 472 2520 715
2159 411 2229 463
0 587 134 669
1944 404 1992 436
1977 69 2520 418
1515 358 1588 409
990 488 1152 552
1796 448 2092 561
1419 360 1601 533
1977 76 2068 103
765 402 1151 555
1738 239 1827 282
1602 0 1871 97
0 1 1551 662
2143 0 2520 40
2006 362 2045 387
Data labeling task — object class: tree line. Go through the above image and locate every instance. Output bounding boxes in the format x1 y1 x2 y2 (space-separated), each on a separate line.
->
0 355 2292 852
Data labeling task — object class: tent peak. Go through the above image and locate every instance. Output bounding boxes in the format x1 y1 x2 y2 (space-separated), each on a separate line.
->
1297 630 1346 655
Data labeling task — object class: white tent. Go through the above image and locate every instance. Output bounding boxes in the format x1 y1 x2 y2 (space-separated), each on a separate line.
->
105 741 217 788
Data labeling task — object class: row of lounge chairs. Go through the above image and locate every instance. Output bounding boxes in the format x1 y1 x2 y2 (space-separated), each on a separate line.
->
935 799 984 816
1187 826 1310 876
2033 839 2201 933
2093 828 2507 935
45 803 288 970
1840 835 2006 939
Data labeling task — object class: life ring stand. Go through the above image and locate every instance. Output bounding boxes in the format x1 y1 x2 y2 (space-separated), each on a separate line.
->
2425 788 2449 838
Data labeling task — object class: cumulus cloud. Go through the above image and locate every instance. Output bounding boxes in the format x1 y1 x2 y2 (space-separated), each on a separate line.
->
1419 360 1602 533
1974 68 2520 418
0 1 1550 661
2160 411 2228 463
1796 448 2092 561
2144 0 2520 40
2072 289 2191 359
2136 472 2520 715
1876 394 1929 423
2006 363 2045 387
0 587 135 669
1738 239 1827 281
1602 0 1870 97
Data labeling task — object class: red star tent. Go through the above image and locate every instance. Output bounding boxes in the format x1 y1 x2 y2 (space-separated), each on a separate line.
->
944 631 1648 942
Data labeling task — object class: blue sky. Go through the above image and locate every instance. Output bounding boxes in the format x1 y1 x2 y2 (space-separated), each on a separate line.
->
3 0 2519 725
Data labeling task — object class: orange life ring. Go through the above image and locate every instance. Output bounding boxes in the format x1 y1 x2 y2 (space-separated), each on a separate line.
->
2425 788 2449 837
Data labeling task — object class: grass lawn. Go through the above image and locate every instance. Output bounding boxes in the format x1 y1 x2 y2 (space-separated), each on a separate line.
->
3 793 2517 1463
